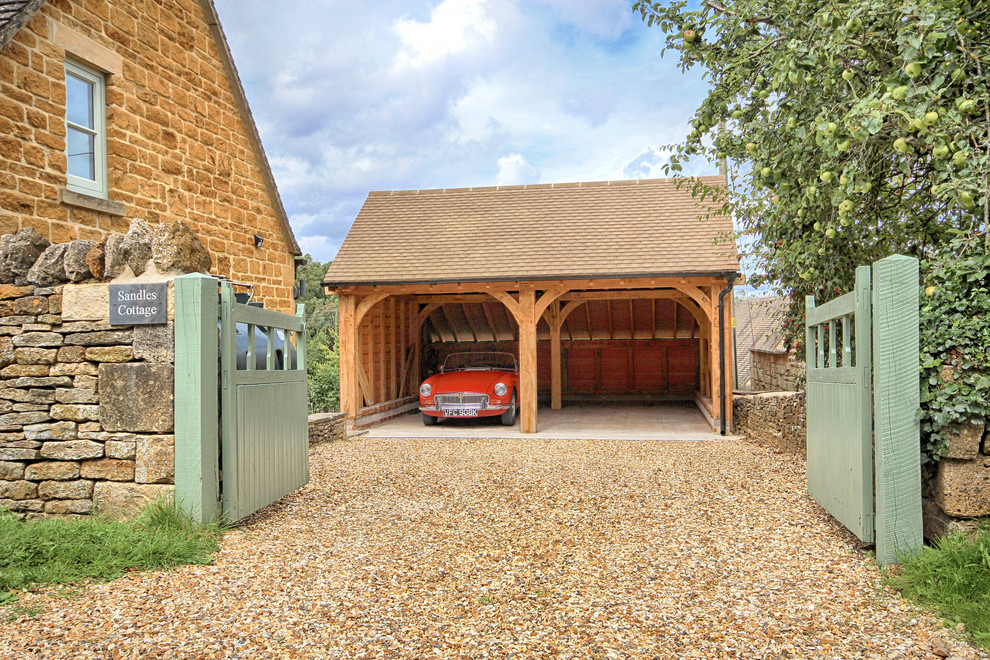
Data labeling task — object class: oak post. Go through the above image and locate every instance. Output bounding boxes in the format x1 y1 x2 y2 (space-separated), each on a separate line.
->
518 289 538 433
549 301 562 410
338 294 358 419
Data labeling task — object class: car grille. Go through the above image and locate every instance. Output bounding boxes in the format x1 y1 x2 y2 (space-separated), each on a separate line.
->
435 394 489 408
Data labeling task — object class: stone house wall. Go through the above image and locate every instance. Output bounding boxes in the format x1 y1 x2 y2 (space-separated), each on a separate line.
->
733 390 807 457
0 281 174 518
0 0 298 312
750 349 804 392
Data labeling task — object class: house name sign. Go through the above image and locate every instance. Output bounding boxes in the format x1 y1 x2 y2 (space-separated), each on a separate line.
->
109 283 167 325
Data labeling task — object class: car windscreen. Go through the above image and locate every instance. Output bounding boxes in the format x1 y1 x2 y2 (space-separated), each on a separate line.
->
442 352 516 372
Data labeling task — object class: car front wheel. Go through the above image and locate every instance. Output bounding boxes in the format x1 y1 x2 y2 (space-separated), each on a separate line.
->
422 412 439 426
499 393 517 426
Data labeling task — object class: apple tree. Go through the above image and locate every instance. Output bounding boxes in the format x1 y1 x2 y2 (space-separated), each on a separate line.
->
635 0 988 339
634 0 989 460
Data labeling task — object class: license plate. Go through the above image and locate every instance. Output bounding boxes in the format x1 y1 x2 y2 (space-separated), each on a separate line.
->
443 408 478 417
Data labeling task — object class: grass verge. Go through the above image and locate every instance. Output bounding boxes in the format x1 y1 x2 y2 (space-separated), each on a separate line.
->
886 525 990 649
0 499 224 604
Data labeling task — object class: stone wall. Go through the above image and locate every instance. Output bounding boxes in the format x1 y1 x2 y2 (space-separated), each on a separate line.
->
734 391 807 457
750 349 804 392
0 0 296 311
930 418 989 520
308 412 346 445
0 282 174 519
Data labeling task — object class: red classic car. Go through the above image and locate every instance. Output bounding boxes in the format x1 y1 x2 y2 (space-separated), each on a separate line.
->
419 352 519 426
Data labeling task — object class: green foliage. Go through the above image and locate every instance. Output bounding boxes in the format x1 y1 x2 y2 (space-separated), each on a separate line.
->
307 327 340 413
296 253 338 337
634 0 989 349
295 255 340 412
919 237 990 462
887 525 990 649
0 499 223 595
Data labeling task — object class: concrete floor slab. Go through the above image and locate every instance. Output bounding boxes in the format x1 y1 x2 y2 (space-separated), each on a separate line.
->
362 401 729 440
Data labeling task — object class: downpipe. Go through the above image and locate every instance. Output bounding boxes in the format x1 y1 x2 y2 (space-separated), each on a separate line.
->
718 274 737 435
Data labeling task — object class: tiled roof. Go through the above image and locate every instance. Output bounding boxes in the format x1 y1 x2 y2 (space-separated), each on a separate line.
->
325 177 740 286
733 295 787 388
0 0 44 50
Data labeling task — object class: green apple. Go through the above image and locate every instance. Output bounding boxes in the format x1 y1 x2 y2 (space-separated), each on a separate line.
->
824 122 838 136
807 185 817 197
904 62 922 78
958 99 976 114
746 142 757 155
845 17 862 32
837 139 851 152
953 150 968 167
825 227 837 239
891 85 909 100
684 29 697 43
839 174 848 185
923 111 938 126
788 70 800 84
933 145 950 159
842 68 854 81
820 170 834 183
761 166 772 178
732 110 743 119
840 216 851 226
893 137 910 154
959 191 975 208
838 199 853 214
813 221 822 231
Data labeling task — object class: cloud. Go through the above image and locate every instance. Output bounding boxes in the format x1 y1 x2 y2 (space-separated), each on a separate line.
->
213 0 719 263
392 0 498 70
495 153 540 185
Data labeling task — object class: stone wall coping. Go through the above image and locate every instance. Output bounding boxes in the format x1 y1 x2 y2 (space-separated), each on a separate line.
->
308 412 345 423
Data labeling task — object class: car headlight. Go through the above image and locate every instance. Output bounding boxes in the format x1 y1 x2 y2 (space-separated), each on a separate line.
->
494 382 507 396
420 383 432 397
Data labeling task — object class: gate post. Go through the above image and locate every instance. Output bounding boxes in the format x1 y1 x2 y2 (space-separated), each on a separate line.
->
872 255 923 565
173 273 221 524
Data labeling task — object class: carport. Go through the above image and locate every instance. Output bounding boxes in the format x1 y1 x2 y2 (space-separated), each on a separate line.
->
323 177 741 434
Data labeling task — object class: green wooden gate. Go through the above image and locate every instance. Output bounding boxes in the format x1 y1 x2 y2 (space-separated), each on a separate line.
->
805 255 923 566
174 274 309 524
806 265 874 541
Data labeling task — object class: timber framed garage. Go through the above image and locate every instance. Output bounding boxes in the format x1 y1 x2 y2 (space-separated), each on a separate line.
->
323 177 741 434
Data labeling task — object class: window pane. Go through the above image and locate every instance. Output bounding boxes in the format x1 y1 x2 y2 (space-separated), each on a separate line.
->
66 73 94 129
67 127 95 180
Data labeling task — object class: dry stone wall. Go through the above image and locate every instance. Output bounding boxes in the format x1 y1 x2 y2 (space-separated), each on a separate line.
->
733 391 807 457
308 412 346 445
0 223 213 518
0 283 174 518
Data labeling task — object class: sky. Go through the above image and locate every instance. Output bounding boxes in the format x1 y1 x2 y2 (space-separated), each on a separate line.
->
212 0 720 265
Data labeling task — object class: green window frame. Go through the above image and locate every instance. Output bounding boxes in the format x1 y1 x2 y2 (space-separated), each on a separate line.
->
65 59 107 199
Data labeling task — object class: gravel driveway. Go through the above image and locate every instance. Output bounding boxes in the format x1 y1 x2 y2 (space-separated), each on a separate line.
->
2 436 985 659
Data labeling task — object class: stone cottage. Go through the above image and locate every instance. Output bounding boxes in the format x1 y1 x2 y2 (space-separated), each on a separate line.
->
0 0 300 312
